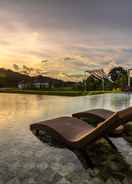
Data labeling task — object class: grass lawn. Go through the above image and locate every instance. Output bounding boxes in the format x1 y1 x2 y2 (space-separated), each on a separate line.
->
0 88 122 96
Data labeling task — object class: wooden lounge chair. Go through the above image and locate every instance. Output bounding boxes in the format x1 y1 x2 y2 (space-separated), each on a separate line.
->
72 106 132 123
72 108 114 122
72 107 132 135
30 113 121 168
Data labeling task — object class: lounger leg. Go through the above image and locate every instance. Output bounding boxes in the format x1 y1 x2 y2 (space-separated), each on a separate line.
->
103 136 118 151
72 149 94 169
35 129 40 136
80 149 94 169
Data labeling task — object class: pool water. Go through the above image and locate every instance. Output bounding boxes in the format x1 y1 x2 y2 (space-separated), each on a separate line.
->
0 93 132 184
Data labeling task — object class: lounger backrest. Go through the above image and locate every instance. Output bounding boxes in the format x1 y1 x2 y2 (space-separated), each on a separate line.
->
78 112 121 146
117 106 132 123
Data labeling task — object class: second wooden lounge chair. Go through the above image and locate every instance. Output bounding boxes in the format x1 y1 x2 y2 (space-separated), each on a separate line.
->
72 107 132 135
30 112 121 168
72 106 132 123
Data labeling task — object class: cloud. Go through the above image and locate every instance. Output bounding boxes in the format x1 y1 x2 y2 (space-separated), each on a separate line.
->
1 0 132 80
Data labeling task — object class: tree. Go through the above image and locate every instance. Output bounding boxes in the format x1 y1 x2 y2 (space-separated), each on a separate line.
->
109 66 128 89
109 66 127 81
22 65 33 75
13 64 20 72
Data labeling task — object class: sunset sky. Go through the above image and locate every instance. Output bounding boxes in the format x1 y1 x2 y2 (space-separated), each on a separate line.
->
0 0 132 79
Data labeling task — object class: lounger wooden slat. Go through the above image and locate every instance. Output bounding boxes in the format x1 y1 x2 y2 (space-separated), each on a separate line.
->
72 109 114 121
72 107 132 124
30 117 94 148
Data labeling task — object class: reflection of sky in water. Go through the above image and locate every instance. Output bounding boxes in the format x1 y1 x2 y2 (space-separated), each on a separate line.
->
0 93 132 183
0 92 131 143
0 93 131 129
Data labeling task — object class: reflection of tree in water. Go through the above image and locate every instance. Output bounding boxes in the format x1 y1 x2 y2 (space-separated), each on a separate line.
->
111 94 131 110
32 129 132 183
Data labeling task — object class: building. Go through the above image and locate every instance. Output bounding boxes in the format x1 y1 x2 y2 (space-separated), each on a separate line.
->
32 81 49 89
18 80 32 89
18 76 50 89
32 76 50 89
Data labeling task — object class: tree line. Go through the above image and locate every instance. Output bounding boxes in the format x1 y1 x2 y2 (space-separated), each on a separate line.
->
0 66 130 91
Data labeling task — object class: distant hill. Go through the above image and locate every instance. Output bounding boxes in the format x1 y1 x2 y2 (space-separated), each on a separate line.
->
0 68 30 87
0 68 77 88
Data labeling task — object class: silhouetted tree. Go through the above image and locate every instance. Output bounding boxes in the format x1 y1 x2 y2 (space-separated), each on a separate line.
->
109 66 128 89
13 64 20 72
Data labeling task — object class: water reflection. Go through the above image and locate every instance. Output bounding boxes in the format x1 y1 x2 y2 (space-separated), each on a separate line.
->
0 93 132 130
111 93 131 110
0 93 132 183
